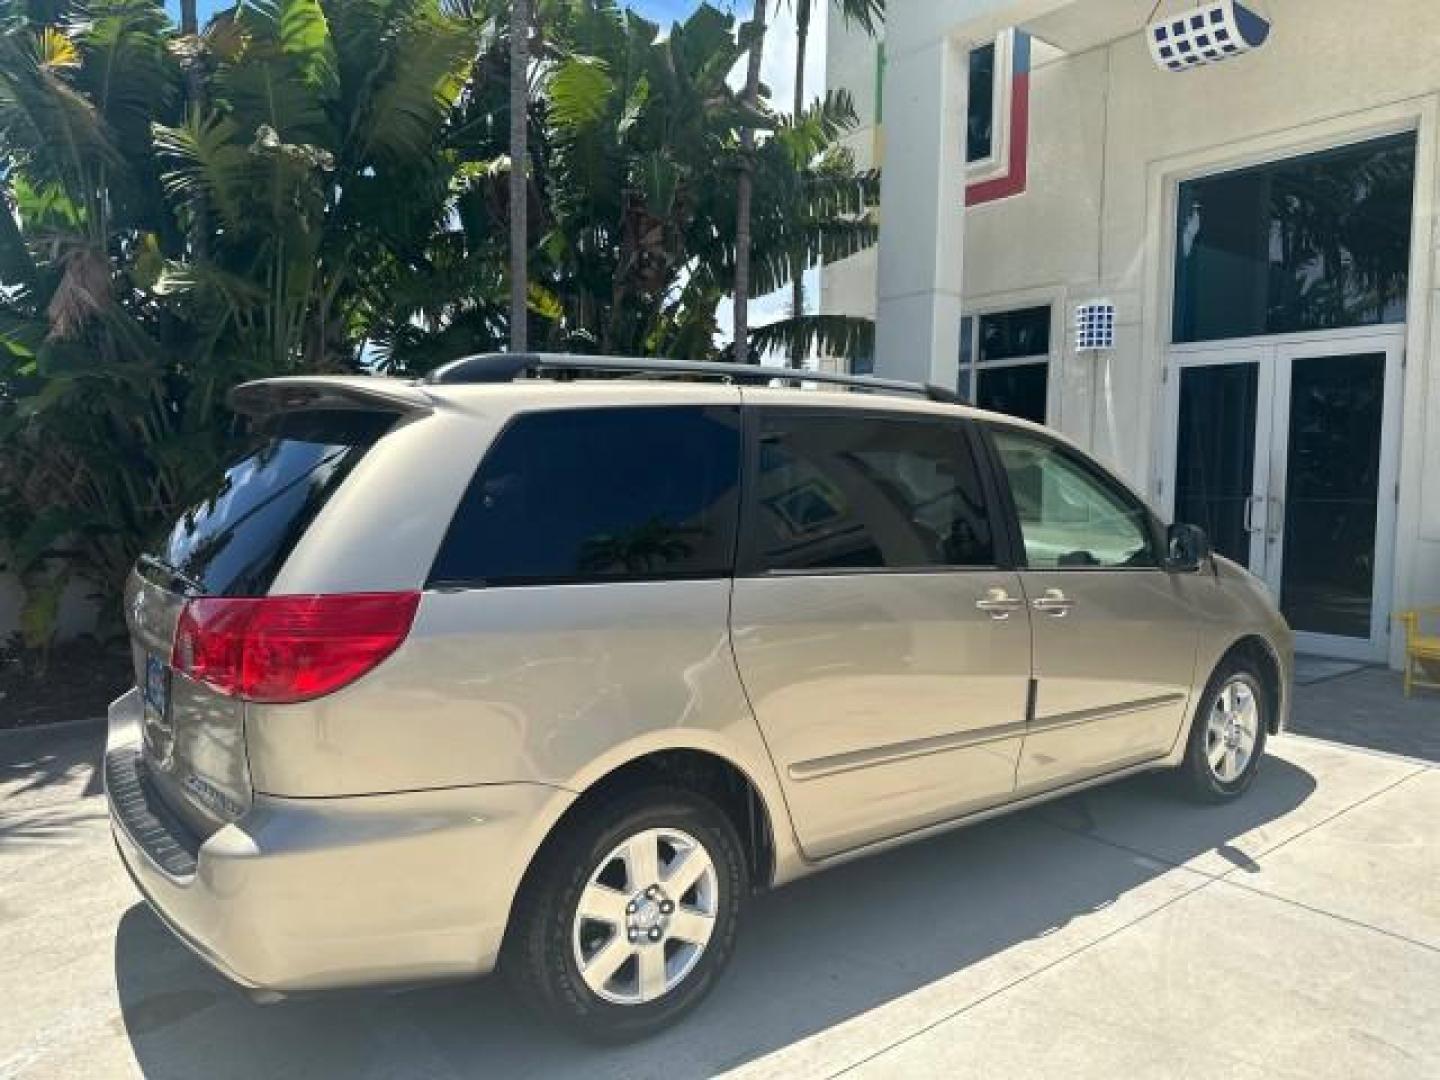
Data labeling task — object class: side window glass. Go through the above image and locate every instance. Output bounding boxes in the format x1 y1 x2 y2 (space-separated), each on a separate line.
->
753 413 995 572
991 428 1156 569
430 406 740 586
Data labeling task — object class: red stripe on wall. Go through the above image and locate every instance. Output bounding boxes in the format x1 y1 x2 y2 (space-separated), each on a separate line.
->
966 70 1030 206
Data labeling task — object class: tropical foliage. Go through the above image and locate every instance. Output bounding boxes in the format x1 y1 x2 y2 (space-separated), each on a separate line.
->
0 0 881 656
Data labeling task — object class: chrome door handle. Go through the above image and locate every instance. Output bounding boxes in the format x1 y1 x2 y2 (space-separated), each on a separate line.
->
1031 589 1075 617
1243 496 1265 534
976 588 1026 620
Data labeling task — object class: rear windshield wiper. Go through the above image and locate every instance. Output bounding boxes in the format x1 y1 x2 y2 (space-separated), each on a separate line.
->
137 554 207 596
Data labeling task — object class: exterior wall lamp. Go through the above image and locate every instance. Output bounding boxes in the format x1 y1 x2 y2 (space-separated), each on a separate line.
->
1147 1 1271 73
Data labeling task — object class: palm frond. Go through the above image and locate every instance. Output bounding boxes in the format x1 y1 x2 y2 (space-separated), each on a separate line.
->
749 313 874 363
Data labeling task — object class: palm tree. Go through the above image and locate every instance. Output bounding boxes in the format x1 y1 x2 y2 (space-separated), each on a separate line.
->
732 0 767 361
0 0 485 638
509 0 530 352
783 0 882 368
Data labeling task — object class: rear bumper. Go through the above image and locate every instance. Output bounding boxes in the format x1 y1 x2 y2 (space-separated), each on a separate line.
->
106 689 573 992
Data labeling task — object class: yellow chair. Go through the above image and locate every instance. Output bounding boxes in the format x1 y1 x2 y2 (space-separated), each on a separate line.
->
1395 607 1440 697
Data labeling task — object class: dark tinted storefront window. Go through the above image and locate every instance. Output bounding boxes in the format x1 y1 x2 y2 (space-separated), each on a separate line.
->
752 413 994 572
430 407 741 586
977 363 1048 425
979 306 1051 362
1280 353 1385 639
1175 363 1260 566
958 307 1050 423
1174 133 1416 343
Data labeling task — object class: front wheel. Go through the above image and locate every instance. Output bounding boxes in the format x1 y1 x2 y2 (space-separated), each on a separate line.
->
503 787 747 1042
1176 659 1269 803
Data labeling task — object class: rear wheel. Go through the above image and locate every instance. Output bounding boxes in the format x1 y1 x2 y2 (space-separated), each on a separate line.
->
1176 658 1269 803
503 787 746 1042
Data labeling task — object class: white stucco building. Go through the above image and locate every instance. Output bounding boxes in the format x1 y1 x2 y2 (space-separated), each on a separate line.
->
821 0 1440 666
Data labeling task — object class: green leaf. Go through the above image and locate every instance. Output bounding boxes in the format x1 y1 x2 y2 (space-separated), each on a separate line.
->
10 509 83 574
549 56 615 130
279 0 339 95
527 282 564 321
748 314 876 364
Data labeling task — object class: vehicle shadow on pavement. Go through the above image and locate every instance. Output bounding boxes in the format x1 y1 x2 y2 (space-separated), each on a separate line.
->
113 758 1317 1080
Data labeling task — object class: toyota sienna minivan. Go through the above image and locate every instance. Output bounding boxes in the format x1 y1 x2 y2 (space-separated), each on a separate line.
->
106 353 1292 1041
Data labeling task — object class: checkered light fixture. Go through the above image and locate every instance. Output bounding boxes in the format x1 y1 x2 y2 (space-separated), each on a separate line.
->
1075 301 1116 352
1148 1 1271 73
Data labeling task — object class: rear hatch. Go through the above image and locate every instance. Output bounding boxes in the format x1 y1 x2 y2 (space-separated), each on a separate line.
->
127 405 400 836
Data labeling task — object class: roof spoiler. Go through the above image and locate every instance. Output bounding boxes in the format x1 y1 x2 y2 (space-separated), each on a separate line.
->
229 377 435 419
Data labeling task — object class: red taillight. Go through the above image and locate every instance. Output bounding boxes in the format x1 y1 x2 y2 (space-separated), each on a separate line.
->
172 592 421 704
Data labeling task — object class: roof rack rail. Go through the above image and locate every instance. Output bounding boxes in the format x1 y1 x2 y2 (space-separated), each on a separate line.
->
422 352 961 405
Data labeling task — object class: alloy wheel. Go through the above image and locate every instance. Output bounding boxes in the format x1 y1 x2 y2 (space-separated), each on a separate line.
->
1205 677 1260 783
571 827 719 1005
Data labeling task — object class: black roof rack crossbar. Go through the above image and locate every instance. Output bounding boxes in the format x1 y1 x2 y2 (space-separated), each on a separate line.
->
422 352 961 405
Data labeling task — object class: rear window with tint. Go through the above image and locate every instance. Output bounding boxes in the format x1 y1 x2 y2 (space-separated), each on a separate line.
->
146 410 394 596
429 406 741 586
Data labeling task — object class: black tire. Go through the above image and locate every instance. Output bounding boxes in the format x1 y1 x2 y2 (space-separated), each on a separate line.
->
502 786 747 1043
1176 656 1270 803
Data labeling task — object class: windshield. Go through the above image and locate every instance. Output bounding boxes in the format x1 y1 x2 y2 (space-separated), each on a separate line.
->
145 410 395 597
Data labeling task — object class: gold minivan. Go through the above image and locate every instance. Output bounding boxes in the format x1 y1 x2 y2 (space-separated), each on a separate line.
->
106 355 1292 1041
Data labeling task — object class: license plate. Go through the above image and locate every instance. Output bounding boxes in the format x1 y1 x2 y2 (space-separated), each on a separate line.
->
143 654 169 722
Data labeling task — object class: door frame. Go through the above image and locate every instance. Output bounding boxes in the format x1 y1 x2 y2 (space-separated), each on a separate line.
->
1160 343 1276 575
1269 333 1405 662
1161 326 1406 662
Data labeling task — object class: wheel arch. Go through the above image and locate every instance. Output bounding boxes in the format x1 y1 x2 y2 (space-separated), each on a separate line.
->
523 744 785 900
1211 633 1287 735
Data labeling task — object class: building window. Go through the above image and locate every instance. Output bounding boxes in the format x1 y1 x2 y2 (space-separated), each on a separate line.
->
958 306 1051 424
966 42 997 163
1173 132 1417 344
965 30 1031 204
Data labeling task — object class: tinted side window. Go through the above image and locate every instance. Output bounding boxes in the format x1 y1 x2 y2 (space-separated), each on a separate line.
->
430 406 740 586
752 413 995 572
991 427 1157 569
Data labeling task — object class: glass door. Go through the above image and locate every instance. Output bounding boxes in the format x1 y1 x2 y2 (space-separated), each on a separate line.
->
1164 333 1403 662
1269 338 1403 661
1167 350 1273 574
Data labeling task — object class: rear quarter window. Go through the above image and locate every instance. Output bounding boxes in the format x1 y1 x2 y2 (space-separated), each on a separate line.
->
429 406 741 586
147 410 396 596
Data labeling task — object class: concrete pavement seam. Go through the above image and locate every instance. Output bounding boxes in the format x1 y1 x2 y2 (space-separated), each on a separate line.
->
1212 876 1440 955
825 873 1225 1078
1033 760 1430 884
830 762 1431 1077
1210 764 1429 880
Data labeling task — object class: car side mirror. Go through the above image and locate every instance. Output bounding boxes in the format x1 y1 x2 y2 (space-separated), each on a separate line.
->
1166 523 1212 573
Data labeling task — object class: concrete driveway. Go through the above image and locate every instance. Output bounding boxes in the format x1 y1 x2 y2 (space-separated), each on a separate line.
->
2 716 1437 1079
